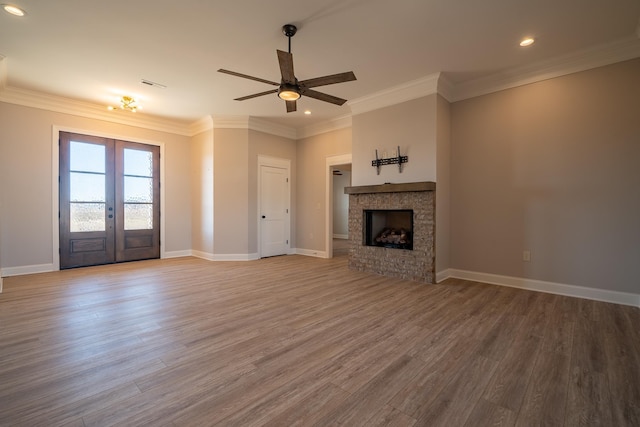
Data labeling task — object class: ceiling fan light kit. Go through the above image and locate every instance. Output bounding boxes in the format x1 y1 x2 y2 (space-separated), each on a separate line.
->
218 24 356 113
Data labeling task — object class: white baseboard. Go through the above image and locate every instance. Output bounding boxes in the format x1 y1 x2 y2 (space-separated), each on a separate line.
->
163 250 193 259
439 268 640 308
212 253 259 261
296 248 329 259
1 263 56 277
191 251 259 261
333 234 348 240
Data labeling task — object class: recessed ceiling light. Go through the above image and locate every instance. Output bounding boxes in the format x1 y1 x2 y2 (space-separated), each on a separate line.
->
519 37 535 47
2 4 26 16
304 110 311 115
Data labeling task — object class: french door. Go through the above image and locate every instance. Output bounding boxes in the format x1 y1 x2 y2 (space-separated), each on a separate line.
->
59 132 160 269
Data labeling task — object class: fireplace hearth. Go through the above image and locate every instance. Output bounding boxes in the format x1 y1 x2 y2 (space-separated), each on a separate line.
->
345 182 435 283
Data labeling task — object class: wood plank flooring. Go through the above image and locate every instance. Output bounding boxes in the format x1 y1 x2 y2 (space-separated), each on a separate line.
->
1 254 638 426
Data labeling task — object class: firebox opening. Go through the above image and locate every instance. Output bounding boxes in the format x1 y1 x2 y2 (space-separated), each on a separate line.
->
364 209 413 250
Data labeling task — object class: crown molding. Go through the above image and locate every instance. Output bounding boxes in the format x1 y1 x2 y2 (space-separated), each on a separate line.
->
0 85 193 136
450 35 640 102
348 72 441 116
248 117 296 139
189 116 214 135
297 114 352 140
211 115 296 139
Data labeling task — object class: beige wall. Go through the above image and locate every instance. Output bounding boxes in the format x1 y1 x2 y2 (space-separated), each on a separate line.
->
0 102 192 271
296 127 352 252
213 128 250 255
351 95 437 186
450 58 640 293
191 128 214 255
211 128 295 257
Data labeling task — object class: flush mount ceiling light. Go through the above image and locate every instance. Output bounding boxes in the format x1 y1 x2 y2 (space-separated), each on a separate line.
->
519 37 535 47
2 4 26 16
108 96 141 112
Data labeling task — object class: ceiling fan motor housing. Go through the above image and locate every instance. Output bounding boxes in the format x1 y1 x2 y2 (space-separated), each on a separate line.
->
282 24 297 38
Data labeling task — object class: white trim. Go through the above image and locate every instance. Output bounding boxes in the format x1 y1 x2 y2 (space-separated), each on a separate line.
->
296 248 328 259
297 115 352 139
1 86 192 135
333 234 348 240
325 154 352 259
436 268 453 284
257 156 292 259
191 250 215 261
212 253 260 261
1 263 56 277
348 73 441 116
164 250 193 259
52 126 167 270
450 36 640 102
190 116 214 135
212 116 297 139
441 268 640 308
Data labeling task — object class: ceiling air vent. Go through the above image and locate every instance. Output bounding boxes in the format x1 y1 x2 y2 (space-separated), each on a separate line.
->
141 79 167 89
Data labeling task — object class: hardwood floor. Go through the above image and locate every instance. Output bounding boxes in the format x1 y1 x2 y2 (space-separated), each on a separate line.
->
1 254 638 426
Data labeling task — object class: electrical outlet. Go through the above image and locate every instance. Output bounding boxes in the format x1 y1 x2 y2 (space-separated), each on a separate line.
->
523 250 531 262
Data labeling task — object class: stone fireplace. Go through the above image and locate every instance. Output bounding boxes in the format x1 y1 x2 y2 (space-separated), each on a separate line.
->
345 182 435 283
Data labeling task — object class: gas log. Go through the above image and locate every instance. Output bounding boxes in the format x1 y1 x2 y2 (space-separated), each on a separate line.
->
375 228 410 245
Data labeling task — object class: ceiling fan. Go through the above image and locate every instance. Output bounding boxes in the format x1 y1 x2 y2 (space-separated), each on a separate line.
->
218 24 356 113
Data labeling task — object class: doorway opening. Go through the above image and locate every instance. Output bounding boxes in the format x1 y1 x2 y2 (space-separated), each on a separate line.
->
325 154 352 258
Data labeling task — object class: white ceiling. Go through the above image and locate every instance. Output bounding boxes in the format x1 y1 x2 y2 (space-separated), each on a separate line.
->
1 0 639 131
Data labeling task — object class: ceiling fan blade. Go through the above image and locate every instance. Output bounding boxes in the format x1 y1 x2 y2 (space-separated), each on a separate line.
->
234 89 278 101
299 71 356 89
286 100 297 113
218 69 279 86
300 88 348 106
277 50 296 84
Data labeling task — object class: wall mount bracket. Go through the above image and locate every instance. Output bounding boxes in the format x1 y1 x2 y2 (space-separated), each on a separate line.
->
372 146 408 175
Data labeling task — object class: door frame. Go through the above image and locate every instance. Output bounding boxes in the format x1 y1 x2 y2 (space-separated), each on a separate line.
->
325 154 352 259
51 126 166 271
257 155 291 258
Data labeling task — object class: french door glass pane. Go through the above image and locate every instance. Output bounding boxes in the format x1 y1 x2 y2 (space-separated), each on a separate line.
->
124 149 152 176
123 147 153 230
70 142 105 173
124 203 153 230
70 172 105 202
124 176 152 203
70 203 106 232
69 141 106 232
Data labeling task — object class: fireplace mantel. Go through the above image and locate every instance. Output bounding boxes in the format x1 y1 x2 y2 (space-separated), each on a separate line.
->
344 181 435 195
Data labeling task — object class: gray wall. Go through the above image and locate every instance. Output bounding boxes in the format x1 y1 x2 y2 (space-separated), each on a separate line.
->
450 58 640 294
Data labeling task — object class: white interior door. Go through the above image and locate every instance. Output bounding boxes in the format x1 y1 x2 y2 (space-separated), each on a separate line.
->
260 165 289 258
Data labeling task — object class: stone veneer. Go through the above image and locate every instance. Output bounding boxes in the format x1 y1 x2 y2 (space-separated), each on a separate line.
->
346 182 435 283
